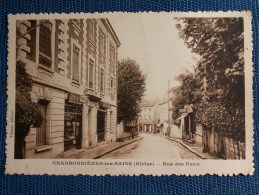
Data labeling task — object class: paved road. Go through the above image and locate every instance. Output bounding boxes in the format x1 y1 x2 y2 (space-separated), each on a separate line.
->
100 133 201 159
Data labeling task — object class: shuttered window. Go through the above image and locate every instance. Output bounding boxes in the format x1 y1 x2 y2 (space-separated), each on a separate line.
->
110 46 115 64
72 45 80 82
100 32 105 55
88 20 94 42
111 77 114 98
100 69 104 94
89 60 94 89
39 21 52 68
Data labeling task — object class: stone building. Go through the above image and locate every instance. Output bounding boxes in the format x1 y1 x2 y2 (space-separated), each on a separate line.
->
157 89 174 135
16 18 120 158
139 100 159 133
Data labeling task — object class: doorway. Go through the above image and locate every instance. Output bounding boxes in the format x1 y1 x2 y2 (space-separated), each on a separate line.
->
97 110 106 142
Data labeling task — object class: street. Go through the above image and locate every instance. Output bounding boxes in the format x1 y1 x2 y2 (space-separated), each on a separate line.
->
100 133 201 159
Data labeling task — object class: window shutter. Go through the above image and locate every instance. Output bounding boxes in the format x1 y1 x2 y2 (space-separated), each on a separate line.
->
39 21 52 68
72 45 80 82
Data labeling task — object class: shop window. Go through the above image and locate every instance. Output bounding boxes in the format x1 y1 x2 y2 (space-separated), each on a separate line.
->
72 45 80 83
64 103 82 151
36 100 49 147
39 20 52 68
89 59 94 89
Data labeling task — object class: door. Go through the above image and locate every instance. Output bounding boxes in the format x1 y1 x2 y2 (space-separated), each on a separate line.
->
97 110 105 142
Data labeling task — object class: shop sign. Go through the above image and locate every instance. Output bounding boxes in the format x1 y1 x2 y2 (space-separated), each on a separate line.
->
68 93 81 104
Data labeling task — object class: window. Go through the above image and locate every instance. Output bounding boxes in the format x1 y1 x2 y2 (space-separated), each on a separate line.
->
39 21 52 68
36 100 48 146
89 59 94 89
27 20 37 62
88 20 94 42
73 19 80 26
100 69 104 94
72 45 80 82
109 45 115 72
99 32 105 55
111 77 114 98
110 45 115 64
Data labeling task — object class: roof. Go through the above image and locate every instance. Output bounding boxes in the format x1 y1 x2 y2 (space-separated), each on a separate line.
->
101 19 121 47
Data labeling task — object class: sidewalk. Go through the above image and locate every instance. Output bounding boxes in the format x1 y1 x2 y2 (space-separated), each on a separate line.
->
64 136 143 159
167 137 216 159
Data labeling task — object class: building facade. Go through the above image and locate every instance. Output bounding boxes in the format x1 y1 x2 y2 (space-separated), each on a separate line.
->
139 100 159 133
157 89 174 135
175 105 197 142
16 19 120 158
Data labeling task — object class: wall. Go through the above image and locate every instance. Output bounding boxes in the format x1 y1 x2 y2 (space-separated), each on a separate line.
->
203 126 245 159
158 101 168 123
196 125 203 143
25 85 66 158
170 124 182 139
116 121 124 139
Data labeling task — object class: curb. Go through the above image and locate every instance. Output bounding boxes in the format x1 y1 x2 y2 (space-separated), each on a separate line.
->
94 136 143 159
63 137 143 159
166 137 207 159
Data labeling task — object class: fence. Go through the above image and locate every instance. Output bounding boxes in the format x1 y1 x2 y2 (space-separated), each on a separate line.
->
203 126 245 159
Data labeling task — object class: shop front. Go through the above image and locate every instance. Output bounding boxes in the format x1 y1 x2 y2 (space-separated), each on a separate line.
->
64 93 83 151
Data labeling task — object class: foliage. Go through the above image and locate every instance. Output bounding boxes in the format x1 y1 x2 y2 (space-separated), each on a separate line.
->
15 60 43 158
171 71 202 120
117 58 146 123
175 17 245 141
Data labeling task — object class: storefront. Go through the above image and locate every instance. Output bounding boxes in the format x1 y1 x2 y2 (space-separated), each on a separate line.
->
64 93 83 151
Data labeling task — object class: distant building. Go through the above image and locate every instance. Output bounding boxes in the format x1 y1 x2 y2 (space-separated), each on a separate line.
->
139 100 159 133
157 89 174 135
16 18 120 158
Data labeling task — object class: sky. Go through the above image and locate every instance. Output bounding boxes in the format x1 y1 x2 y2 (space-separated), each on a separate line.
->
108 13 197 100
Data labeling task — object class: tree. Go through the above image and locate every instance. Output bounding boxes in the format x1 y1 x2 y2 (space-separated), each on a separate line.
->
175 17 245 141
15 24 44 158
117 58 146 123
15 60 43 159
171 71 202 120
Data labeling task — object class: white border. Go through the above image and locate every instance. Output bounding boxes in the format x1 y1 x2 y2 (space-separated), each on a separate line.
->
6 11 254 175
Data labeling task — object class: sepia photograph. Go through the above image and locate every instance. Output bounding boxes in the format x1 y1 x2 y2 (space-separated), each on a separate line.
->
6 12 253 175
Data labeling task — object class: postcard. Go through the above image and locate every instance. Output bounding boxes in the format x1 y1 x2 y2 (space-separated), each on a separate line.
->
5 11 254 175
